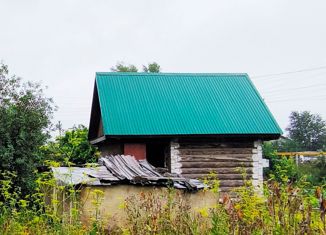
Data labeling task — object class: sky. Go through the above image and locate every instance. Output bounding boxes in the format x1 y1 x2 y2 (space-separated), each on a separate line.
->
1 0 325 136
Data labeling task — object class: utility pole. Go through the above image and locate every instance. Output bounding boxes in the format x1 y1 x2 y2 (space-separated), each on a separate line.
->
56 121 63 137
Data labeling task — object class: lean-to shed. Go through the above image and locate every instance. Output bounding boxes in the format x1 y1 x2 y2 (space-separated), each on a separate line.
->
88 73 282 191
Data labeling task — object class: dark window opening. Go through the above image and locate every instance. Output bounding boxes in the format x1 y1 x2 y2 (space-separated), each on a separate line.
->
146 142 170 168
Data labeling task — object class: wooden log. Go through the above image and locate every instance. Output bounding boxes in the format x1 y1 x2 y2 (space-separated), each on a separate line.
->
219 174 251 180
178 148 253 154
178 142 254 148
181 167 253 175
181 173 253 179
180 155 253 162
219 186 237 194
200 173 251 180
179 149 253 155
181 161 253 169
219 180 245 187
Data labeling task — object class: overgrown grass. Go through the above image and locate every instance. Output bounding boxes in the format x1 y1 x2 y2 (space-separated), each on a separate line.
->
0 170 105 234
1 170 326 234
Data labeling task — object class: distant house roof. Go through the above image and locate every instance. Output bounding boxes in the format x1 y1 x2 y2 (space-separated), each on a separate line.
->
88 73 282 140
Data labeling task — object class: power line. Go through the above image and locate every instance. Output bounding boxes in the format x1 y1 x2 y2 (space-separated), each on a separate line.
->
266 95 326 103
251 65 326 79
261 83 326 95
264 91 326 100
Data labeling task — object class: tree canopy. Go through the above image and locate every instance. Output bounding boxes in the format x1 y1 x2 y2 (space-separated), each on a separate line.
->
143 62 160 73
111 62 138 72
0 63 55 193
41 125 99 165
111 61 161 73
286 111 326 151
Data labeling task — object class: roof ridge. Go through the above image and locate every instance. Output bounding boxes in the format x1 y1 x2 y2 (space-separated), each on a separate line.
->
96 72 249 77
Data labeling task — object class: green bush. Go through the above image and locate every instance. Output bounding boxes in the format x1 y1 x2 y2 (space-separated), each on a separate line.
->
298 156 326 185
40 125 100 165
263 142 299 183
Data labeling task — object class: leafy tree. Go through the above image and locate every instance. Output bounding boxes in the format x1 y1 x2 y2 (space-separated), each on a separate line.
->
111 62 138 72
143 62 161 73
286 111 326 151
0 63 54 194
41 125 99 165
111 61 161 73
271 138 301 152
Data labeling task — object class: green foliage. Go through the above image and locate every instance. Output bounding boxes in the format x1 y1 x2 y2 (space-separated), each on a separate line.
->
287 111 326 151
263 142 299 183
230 180 270 234
263 142 326 186
210 205 229 235
0 63 54 194
298 156 326 185
271 156 298 183
143 62 161 73
1 169 326 234
263 180 316 234
0 168 105 234
111 61 161 73
271 138 301 152
124 188 208 235
41 125 99 165
111 62 138 72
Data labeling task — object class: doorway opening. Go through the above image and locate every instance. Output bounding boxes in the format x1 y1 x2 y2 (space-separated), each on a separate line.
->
146 141 170 168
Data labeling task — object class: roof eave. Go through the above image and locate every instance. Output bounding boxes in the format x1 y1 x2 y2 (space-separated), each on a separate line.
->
90 136 106 145
103 133 281 141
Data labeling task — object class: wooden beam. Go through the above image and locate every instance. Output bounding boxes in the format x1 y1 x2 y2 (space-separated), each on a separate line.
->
181 167 253 174
90 136 106 145
181 161 253 168
180 155 252 162
179 149 253 155
277 152 326 157
179 142 254 148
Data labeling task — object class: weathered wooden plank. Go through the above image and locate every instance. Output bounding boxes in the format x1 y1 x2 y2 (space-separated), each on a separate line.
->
179 144 253 153
182 173 252 179
181 161 253 169
180 173 207 179
179 148 252 156
201 173 251 180
179 148 253 155
183 176 246 187
181 167 253 175
219 180 245 187
178 142 254 148
180 155 253 162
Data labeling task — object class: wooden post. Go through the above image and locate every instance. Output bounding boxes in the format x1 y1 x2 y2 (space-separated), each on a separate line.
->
295 154 299 166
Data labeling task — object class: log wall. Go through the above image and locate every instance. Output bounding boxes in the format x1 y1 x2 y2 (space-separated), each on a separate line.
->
171 139 262 192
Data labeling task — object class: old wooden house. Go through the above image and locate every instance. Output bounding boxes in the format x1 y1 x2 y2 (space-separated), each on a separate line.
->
88 73 282 191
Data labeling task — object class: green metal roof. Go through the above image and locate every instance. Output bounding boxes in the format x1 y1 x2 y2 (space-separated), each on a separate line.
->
94 72 282 136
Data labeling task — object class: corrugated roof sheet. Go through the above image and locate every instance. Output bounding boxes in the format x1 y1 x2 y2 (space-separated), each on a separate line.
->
52 155 206 190
95 73 282 135
51 166 119 186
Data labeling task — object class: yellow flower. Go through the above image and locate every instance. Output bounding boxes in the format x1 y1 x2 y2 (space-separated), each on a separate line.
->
198 207 209 218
